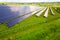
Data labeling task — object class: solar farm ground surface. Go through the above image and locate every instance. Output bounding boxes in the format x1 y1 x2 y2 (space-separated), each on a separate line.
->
0 5 60 40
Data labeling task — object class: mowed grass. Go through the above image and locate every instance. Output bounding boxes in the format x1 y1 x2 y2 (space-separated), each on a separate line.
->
0 7 60 40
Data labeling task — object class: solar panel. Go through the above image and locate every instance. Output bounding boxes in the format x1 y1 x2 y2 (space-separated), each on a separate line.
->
7 14 31 26
0 5 40 23
7 9 41 27
0 5 41 27
0 5 14 23
36 7 46 16
55 8 60 13
0 6 30 22
44 8 49 17
50 8 54 15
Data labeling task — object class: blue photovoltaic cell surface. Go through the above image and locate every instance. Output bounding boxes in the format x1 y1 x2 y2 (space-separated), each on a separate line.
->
0 5 40 23
7 13 32 26
7 8 40 26
0 5 31 23
7 8 41 27
0 5 40 26
0 5 13 23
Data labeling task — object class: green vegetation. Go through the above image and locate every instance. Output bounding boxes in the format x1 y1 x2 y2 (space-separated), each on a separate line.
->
0 2 60 7
0 3 60 40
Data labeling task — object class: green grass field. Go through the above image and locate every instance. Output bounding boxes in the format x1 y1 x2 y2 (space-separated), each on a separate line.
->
0 3 60 40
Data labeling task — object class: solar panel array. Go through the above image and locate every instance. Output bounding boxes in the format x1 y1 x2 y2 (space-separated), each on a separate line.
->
0 5 55 27
0 5 41 27
0 5 31 23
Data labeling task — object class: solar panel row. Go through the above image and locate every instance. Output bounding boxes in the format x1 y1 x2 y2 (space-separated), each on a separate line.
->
7 13 31 26
36 7 46 16
0 5 41 26
44 8 49 17
0 5 30 23
50 8 54 15
7 8 42 26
